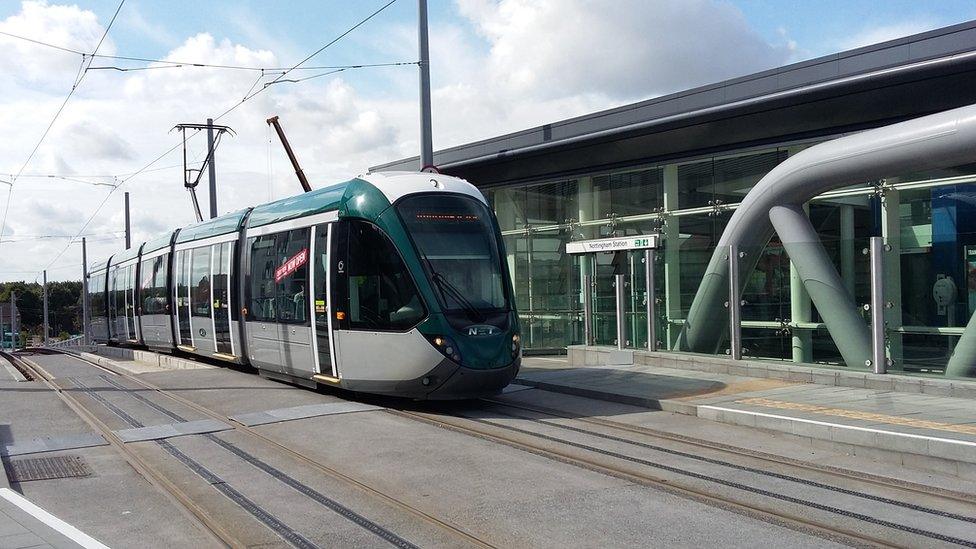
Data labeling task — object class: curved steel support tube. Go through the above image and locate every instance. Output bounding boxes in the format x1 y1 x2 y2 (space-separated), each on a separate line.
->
769 204 871 367
679 104 976 375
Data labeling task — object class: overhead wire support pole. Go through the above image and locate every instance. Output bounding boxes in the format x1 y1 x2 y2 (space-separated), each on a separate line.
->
10 292 16 350
207 118 218 218
43 269 49 346
266 116 311 192
124 191 131 249
172 122 235 222
82 237 89 345
418 0 434 170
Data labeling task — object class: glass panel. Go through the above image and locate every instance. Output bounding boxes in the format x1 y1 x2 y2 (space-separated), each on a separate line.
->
593 250 626 346
609 168 662 216
176 250 192 344
125 264 136 338
140 254 168 315
249 234 278 322
677 150 787 209
313 225 332 373
397 194 509 314
677 211 732 319
493 187 525 232
527 229 580 350
190 247 212 320
275 229 310 325
213 243 232 354
345 221 424 330
742 240 790 323
742 327 791 360
346 221 426 330
524 180 577 227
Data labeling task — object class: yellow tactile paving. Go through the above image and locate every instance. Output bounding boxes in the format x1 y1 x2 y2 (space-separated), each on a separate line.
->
676 379 797 400
737 397 976 436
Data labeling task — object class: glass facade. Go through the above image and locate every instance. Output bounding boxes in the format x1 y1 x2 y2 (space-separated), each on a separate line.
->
482 144 976 380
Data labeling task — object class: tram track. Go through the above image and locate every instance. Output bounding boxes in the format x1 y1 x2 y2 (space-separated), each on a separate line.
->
389 402 976 548
0 350 237 548
17 349 495 549
481 397 976 509
29 348 976 547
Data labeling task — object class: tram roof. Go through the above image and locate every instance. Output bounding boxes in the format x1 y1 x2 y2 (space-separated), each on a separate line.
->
175 208 251 244
111 243 142 266
143 230 177 255
246 180 353 228
90 258 110 273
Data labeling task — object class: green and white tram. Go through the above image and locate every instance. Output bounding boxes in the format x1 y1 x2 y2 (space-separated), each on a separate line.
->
87 172 521 399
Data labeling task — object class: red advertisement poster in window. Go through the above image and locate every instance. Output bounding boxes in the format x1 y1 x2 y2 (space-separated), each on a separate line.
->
274 248 308 283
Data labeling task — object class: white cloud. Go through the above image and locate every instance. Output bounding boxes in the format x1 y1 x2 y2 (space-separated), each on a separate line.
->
0 0 793 281
455 0 792 99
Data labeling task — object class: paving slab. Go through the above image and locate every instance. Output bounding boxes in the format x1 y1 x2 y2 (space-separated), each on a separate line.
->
1 433 107 457
228 401 381 427
114 419 231 443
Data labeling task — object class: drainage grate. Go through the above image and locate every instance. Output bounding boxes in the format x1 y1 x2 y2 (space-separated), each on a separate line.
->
4 454 92 483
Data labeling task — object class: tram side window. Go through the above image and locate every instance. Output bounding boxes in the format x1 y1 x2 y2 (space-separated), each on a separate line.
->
345 221 424 330
248 230 309 324
112 268 124 320
141 255 168 314
191 247 211 318
276 229 309 324
89 273 105 320
249 235 278 322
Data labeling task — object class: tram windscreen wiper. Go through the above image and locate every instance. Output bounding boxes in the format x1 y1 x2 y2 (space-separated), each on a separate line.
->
419 253 485 322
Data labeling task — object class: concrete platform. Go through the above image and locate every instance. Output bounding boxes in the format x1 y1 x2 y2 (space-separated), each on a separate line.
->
0 488 108 548
519 354 976 480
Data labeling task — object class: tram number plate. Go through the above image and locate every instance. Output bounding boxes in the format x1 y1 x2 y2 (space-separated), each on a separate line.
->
275 248 309 283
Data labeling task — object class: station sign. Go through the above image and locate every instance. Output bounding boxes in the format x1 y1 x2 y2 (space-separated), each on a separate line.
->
566 234 660 255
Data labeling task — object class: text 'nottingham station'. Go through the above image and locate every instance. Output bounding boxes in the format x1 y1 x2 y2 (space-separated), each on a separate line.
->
85 172 522 399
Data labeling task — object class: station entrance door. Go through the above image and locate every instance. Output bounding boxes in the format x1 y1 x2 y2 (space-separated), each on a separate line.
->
567 234 663 350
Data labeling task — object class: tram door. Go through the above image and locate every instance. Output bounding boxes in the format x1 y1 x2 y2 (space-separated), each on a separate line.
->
312 222 336 376
125 264 137 341
212 242 234 355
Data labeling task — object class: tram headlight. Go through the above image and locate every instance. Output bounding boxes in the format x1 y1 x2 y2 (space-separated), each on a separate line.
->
426 335 462 363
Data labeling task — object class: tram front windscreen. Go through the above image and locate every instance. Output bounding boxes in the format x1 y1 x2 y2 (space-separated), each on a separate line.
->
396 194 510 320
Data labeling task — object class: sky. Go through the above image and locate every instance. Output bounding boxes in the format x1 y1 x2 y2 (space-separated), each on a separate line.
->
0 0 975 282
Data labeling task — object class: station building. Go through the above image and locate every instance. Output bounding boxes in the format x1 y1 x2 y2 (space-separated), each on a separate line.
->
375 21 976 380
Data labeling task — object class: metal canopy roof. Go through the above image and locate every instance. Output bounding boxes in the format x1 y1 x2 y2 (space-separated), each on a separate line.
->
372 21 976 187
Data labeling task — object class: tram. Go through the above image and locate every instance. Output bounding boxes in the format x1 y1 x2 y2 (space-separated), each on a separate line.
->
86 172 521 399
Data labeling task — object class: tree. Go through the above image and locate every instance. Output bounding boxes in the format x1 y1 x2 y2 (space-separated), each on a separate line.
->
0 280 82 335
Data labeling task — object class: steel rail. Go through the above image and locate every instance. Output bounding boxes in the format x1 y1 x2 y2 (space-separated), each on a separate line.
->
43 349 494 549
0 351 237 548
390 407 975 548
481 401 976 524
482 397 976 507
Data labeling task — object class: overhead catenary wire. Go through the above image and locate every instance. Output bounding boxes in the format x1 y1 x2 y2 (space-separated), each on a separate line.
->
0 29 416 73
39 0 401 276
0 0 125 253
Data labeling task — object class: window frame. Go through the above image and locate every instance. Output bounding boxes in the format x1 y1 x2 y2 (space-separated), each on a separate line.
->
245 228 312 327
336 219 429 333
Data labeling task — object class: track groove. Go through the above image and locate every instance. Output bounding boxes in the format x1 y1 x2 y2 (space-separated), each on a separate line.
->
36 349 494 549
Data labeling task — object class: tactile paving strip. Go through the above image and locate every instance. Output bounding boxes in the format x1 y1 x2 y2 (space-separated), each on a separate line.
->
4 455 92 483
